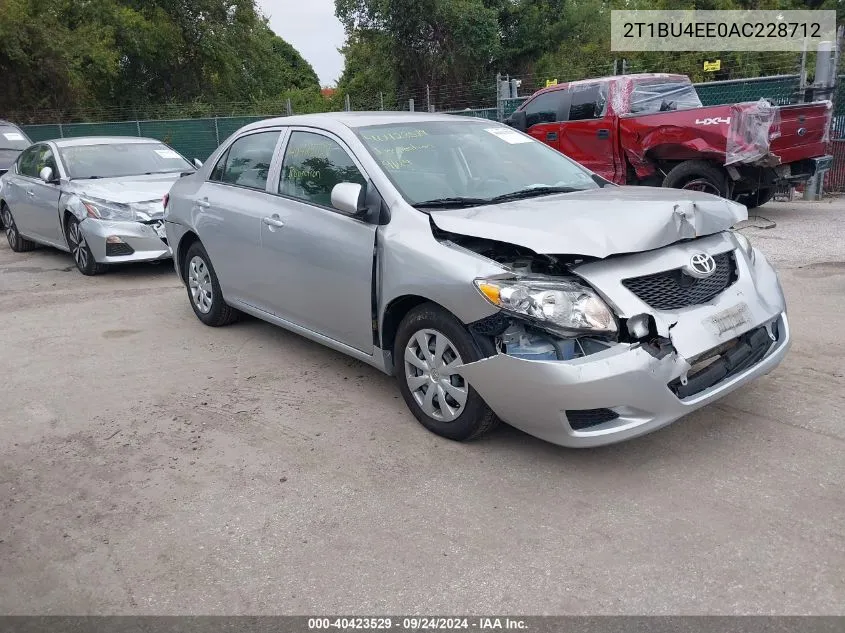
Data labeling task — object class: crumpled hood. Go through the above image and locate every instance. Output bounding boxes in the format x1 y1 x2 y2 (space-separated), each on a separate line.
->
430 186 748 258
65 173 183 204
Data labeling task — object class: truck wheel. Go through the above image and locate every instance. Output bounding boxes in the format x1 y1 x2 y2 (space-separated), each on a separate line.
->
662 160 728 198
734 187 774 209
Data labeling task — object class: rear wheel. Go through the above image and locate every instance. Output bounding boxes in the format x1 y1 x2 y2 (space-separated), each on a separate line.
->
662 160 729 198
3 204 37 252
66 216 107 275
183 241 238 326
394 303 497 441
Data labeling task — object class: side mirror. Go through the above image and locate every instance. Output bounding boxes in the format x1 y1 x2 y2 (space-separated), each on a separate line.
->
331 182 367 216
193 158 203 169
507 110 527 131
39 166 55 183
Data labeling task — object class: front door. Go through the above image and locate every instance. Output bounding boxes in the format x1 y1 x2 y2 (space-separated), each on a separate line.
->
263 129 377 353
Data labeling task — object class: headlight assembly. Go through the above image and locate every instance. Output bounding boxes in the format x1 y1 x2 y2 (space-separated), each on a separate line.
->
732 229 755 264
475 277 617 335
82 198 137 221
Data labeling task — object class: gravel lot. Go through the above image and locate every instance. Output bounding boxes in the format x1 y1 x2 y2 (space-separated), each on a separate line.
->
0 198 843 615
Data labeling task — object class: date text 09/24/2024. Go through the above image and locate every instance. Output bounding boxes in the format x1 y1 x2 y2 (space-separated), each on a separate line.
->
307 617 528 630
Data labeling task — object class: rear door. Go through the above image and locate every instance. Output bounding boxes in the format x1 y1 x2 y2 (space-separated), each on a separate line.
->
191 129 284 312
557 83 621 182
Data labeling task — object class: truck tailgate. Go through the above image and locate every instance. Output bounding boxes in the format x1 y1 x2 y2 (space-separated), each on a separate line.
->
769 102 832 165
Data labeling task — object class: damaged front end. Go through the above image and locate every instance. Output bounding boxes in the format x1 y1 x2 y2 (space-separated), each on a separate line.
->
436 226 790 448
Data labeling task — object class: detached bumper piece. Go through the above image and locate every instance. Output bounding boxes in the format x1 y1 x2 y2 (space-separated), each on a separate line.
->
669 320 778 399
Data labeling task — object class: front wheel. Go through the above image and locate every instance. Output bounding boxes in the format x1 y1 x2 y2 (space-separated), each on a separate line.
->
662 160 729 198
394 303 497 441
66 216 107 275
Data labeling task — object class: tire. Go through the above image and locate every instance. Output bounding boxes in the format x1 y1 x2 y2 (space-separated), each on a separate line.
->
2 203 37 253
183 241 238 326
662 160 729 198
394 303 498 441
65 216 107 275
734 187 774 209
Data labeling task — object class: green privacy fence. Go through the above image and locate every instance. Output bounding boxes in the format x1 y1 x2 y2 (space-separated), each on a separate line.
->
19 75 817 162
21 116 268 162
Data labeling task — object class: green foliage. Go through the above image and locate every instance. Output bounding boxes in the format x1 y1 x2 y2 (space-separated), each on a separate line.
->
337 0 845 104
0 0 320 121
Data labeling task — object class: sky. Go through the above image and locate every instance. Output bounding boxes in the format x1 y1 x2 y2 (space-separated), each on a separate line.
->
257 0 347 87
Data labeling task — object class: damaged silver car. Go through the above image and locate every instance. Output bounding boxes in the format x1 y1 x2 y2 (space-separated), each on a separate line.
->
0 137 194 275
164 113 790 448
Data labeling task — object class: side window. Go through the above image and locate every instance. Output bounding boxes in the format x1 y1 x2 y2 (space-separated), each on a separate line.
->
567 85 605 121
523 91 565 128
39 147 57 175
216 131 279 190
279 131 366 208
17 146 41 177
209 148 229 182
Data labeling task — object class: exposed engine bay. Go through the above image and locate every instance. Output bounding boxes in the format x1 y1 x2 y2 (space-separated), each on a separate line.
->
436 226 675 362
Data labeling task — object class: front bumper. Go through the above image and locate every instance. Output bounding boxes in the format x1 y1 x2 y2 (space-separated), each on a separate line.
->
80 218 172 264
459 313 790 448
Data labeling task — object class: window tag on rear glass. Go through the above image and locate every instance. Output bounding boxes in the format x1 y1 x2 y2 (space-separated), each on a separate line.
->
485 127 533 144
155 149 180 159
3 132 25 141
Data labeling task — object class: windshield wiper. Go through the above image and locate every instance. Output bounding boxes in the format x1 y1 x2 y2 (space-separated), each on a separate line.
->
414 196 489 209
70 175 101 180
488 186 586 203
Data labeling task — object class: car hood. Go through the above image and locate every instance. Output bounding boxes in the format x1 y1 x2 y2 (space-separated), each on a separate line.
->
429 186 748 258
65 173 185 204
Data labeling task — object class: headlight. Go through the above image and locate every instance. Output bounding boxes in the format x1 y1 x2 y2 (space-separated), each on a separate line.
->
81 198 137 221
732 230 755 264
475 277 617 334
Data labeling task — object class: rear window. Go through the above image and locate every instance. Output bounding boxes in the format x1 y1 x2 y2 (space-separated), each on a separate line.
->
629 80 702 114
0 126 31 150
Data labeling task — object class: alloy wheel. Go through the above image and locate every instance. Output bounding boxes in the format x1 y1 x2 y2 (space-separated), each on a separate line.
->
4 207 16 248
681 178 722 196
404 328 468 422
67 221 90 270
188 255 213 314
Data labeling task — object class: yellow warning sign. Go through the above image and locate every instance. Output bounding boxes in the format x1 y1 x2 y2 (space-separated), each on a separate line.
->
545 79 558 87
703 60 721 72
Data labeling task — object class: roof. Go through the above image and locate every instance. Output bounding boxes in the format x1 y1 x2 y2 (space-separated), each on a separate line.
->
242 111 483 133
530 73 690 98
49 136 163 148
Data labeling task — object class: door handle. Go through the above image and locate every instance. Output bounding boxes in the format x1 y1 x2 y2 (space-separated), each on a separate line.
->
597 129 610 139
196 198 210 209
262 216 285 228
26 189 35 197
546 132 558 141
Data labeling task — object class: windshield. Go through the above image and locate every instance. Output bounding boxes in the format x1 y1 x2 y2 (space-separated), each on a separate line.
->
629 80 703 114
355 120 598 205
0 126 31 150
59 142 194 179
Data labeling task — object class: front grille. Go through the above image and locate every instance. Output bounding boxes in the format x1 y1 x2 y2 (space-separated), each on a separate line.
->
622 252 736 310
566 408 619 430
106 242 135 256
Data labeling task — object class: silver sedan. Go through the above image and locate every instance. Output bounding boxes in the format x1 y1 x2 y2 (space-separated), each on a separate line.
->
164 112 789 448
0 136 195 275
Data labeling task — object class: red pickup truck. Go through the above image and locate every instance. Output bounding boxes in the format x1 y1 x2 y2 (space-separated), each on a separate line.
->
505 73 833 207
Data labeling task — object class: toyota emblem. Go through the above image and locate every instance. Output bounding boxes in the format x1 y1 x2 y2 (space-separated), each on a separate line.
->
684 253 717 279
